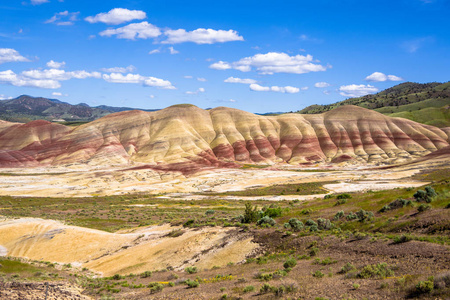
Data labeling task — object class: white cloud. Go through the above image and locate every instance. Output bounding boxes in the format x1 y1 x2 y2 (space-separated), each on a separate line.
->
209 61 231 70
100 21 161 40
224 77 257 84
162 28 243 44
314 81 330 88
45 11 79 26
168 46 179 54
102 73 175 89
401 37 434 53
149 95 155 99
339 84 378 98
365 72 403 82
185 87 205 95
184 75 193 79
0 48 30 64
210 52 329 75
249 83 300 94
100 65 136 73
0 94 12 100
229 99 236 102
46 60 66 69
52 92 62 96
85 8 146 25
31 0 49 5
148 49 161 55
197 77 206 82
300 86 309 91
0 70 60 89
0 68 101 89
323 90 330 95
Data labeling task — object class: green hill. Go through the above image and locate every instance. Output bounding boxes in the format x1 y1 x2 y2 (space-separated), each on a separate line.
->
298 81 450 127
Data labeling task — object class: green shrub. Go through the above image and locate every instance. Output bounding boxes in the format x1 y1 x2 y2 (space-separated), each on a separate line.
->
355 209 374 222
243 285 255 293
243 203 259 223
259 283 274 294
262 206 282 218
393 235 412 244
335 199 348 205
140 271 152 278
417 203 432 212
305 219 317 226
288 218 304 231
257 216 276 226
185 266 198 274
414 187 436 203
346 212 357 220
111 274 124 280
358 263 394 279
353 283 360 290
333 210 345 220
317 218 333 230
337 193 352 199
168 281 175 287
283 257 297 269
415 280 434 294
185 279 199 288
183 219 195 227
379 205 391 213
313 270 325 278
147 282 164 294
339 262 356 274
205 209 215 215
309 247 319 256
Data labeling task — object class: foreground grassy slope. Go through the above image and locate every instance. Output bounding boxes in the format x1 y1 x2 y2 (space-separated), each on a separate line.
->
298 81 450 127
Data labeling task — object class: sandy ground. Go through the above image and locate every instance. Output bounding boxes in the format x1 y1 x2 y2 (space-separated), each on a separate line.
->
0 218 258 277
0 161 431 198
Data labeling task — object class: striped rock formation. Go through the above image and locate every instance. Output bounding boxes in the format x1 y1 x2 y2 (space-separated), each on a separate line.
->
0 105 449 169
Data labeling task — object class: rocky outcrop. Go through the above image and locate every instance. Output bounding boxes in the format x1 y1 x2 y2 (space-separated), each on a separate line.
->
0 105 448 168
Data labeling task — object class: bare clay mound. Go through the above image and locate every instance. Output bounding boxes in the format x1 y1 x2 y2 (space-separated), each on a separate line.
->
0 218 258 277
0 105 448 169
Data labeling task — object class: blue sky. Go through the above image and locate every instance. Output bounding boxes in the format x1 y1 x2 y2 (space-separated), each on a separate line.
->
0 0 449 113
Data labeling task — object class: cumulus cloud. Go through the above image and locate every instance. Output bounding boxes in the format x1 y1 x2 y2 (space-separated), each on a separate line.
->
0 48 30 64
314 81 330 88
102 73 175 89
31 0 49 5
249 83 300 94
224 77 257 84
46 60 65 69
168 46 179 54
45 11 79 26
185 87 205 95
0 68 101 89
100 21 161 40
339 84 378 97
209 61 232 70
52 92 62 96
197 77 206 82
365 72 403 82
85 8 146 25
184 75 193 79
301 86 309 91
148 49 161 55
0 94 12 100
100 65 136 73
162 28 243 44
210 52 329 75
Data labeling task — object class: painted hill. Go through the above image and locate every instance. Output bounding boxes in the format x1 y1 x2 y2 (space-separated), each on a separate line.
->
0 105 449 169
0 95 158 123
298 81 450 127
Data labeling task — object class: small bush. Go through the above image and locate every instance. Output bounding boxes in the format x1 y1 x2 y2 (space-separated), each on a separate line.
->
335 199 348 206
257 216 276 226
262 206 282 218
434 271 450 290
337 193 352 199
339 262 356 274
147 282 164 294
283 258 297 269
415 280 434 294
140 271 152 278
305 219 317 226
205 209 215 215
417 203 432 212
183 219 195 227
288 218 304 231
185 279 199 288
313 270 325 278
317 218 333 230
243 203 259 223
393 235 412 244
259 283 274 294
414 187 436 203
310 247 319 256
243 285 255 293
346 212 357 220
358 263 394 279
353 283 360 290
379 205 391 213
355 209 374 222
333 210 345 220
185 266 198 274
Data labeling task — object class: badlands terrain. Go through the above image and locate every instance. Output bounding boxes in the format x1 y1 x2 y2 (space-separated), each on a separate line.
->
0 104 449 299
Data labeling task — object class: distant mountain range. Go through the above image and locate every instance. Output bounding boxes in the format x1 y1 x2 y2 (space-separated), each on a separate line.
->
298 81 450 127
0 95 159 124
